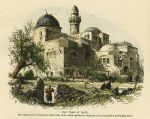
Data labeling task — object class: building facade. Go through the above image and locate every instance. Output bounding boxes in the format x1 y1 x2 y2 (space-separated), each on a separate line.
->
33 5 140 79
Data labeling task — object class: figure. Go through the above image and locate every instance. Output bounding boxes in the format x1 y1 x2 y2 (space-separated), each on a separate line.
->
100 81 107 90
105 80 112 90
45 85 54 104
101 80 112 90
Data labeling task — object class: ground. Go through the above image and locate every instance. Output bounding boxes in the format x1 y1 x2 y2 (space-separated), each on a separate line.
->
11 79 142 107
22 80 139 93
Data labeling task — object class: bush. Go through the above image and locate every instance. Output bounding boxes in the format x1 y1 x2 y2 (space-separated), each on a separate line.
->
90 73 108 82
23 70 35 80
55 84 86 103
55 86 113 106
43 76 69 82
12 73 26 84
115 76 126 83
10 86 40 105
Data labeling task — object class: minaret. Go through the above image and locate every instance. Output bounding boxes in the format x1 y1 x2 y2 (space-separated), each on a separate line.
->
69 5 81 35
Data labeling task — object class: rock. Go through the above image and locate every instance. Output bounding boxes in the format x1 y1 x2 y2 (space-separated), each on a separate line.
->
36 78 44 103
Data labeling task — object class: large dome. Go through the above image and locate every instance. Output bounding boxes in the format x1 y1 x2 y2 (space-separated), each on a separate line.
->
100 44 118 52
36 13 61 28
112 41 133 47
84 27 101 34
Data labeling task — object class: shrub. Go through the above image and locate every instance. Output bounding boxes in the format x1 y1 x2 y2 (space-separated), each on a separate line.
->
43 76 69 82
23 70 35 80
10 86 40 105
55 84 86 103
91 73 108 82
115 76 126 83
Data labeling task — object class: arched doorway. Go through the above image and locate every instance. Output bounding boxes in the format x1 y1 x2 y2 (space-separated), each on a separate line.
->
123 66 129 74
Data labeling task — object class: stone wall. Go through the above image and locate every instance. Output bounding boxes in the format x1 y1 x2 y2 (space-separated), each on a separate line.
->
44 39 65 77
64 40 95 68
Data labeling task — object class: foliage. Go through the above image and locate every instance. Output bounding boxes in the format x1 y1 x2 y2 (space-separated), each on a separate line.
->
23 69 35 80
55 84 86 103
55 87 113 107
55 84 142 107
10 81 143 107
10 78 45 104
91 73 108 82
112 75 126 83
65 62 106 82
42 76 69 82
10 86 42 105
9 21 48 78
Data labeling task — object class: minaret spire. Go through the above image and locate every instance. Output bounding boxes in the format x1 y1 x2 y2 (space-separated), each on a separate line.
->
69 5 81 35
44 9 48 14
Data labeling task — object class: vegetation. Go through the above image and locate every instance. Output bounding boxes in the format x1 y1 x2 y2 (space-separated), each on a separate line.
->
9 21 48 79
23 69 36 80
55 84 86 103
64 60 107 82
10 79 142 107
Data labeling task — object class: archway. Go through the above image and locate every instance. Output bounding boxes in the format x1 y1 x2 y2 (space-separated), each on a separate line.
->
123 66 129 74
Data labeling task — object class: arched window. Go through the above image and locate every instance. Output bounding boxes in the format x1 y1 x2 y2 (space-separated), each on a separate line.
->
107 58 110 64
103 58 106 64
39 31 42 39
123 66 129 74
87 34 89 39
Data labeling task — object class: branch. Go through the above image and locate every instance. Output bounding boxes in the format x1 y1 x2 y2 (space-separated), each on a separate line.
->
25 61 34 67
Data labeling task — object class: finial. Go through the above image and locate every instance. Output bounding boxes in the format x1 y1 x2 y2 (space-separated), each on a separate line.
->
45 9 48 14
71 5 79 13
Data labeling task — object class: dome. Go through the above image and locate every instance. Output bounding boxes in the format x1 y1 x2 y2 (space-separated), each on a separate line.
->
71 5 79 14
84 27 101 34
36 13 61 28
112 41 133 47
100 44 118 52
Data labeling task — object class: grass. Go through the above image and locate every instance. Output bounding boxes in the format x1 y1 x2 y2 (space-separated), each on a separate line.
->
22 80 139 93
12 79 142 107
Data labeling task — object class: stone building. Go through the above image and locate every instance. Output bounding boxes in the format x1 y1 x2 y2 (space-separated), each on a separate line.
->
33 5 140 79
96 41 139 79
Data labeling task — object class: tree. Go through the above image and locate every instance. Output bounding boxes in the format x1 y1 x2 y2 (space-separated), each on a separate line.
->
134 74 140 89
9 21 48 79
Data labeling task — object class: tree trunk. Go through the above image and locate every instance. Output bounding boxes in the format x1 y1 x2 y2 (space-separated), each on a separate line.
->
11 63 24 79
134 81 138 89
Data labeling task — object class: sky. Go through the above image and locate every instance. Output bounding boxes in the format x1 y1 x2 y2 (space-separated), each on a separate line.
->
27 6 145 60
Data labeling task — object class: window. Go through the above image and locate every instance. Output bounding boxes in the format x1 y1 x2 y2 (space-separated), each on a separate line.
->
107 58 110 64
46 71 53 77
123 66 129 74
39 31 42 39
87 34 89 39
103 58 106 64
50 72 53 77
118 55 122 60
46 52 49 57
99 58 102 63
118 60 122 67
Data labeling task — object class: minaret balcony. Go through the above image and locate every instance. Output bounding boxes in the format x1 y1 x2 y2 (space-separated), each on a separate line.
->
69 17 81 23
